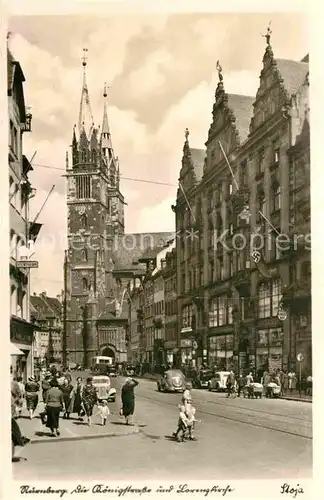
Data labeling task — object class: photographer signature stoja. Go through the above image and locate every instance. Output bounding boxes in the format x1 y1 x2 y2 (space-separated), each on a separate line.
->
280 483 304 499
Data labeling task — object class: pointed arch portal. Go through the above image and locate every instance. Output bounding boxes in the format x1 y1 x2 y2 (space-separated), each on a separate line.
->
101 346 115 362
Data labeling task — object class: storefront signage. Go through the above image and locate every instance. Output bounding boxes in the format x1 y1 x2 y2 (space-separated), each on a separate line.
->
180 339 192 348
164 340 177 349
17 260 39 269
296 353 304 362
181 327 192 334
192 341 198 349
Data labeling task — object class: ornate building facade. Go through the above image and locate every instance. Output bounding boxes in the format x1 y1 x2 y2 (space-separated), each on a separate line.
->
175 35 310 376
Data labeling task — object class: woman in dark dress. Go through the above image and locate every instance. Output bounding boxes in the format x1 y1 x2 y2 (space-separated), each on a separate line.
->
45 378 64 437
70 377 84 420
61 378 73 419
121 378 139 425
81 377 98 426
25 376 40 419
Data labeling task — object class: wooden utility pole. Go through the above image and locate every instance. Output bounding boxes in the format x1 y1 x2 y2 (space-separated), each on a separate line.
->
62 250 68 368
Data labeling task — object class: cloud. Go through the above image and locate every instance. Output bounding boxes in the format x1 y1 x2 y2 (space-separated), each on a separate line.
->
8 13 308 295
134 196 175 233
127 49 172 100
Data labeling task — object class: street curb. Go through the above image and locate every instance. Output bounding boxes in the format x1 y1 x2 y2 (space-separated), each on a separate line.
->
280 397 312 403
29 427 140 444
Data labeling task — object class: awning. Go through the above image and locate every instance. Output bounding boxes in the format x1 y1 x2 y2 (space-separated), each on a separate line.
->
11 343 25 356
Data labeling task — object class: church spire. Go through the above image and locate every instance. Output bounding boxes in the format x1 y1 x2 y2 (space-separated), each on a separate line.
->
78 48 94 139
101 82 113 156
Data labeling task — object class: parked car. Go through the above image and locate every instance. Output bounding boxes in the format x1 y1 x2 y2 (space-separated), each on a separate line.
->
208 371 230 392
157 369 186 393
192 369 213 389
92 363 110 376
92 375 116 402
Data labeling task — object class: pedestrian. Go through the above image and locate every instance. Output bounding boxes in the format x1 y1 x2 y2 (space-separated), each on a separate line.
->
11 373 30 462
237 374 245 398
120 377 139 425
25 376 40 419
172 404 189 442
306 374 312 396
42 372 52 403
44 378 64 437
61 378 73 419
15 376 25 417
82 377 98 426
98 400 110 426
70 377 84 420
226 371 236 398
182 383 193 404
246 372 254 386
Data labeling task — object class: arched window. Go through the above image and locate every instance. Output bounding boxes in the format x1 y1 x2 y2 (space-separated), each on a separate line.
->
80 214 87 227
272 183 281 212
92 150 96 163
81 249 87 261
258 282 271 318
82 278 88 290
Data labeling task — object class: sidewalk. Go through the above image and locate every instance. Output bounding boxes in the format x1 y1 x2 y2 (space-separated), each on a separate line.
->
280 390 312 403
17 405 140 444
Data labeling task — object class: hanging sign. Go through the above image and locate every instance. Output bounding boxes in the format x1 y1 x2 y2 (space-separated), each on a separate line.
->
17 261 39 269
278 307 288 321
192 341 198 350
296 353 304 362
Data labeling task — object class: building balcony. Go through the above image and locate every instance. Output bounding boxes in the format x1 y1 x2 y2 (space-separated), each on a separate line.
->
232 269 250 292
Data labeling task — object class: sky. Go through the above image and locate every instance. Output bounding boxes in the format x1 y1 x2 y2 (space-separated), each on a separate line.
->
8 12 309 296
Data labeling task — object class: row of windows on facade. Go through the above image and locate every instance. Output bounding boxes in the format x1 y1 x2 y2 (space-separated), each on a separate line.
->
179 241 283 293
179 185 281 238
10 230 28 260
144 329 164 348
144 300 165 318
75 176 116 201
181 280 282 329
179 141 280 222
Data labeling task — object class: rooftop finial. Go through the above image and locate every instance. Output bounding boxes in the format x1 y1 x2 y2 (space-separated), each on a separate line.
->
262 21 272 46
185 128 189 141
82 47 88 68
103 82 109 98
216 60 223 82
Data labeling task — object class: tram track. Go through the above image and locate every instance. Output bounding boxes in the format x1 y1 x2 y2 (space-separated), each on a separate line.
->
137 391 312 441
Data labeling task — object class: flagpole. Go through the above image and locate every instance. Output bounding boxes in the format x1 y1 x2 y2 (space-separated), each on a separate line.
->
218 141 239 190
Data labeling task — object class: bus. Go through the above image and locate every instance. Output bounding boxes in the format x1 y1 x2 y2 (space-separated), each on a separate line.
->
91 356 113 370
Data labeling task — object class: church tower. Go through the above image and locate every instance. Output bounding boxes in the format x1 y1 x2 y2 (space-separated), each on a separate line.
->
65 50 125 366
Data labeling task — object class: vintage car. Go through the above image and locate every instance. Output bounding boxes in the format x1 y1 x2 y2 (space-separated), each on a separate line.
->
192 369 213 389
157 369 186 393
92 375 116 402
208 371 231 392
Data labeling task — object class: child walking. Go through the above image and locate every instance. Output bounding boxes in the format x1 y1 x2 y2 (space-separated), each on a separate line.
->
98 400 110 426
172 404 188 442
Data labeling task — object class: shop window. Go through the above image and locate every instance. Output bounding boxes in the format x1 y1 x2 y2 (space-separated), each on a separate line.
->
258 283 271 318
257 329 268 345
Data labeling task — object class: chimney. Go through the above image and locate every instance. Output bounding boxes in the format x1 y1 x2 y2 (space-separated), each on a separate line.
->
41 291 47 297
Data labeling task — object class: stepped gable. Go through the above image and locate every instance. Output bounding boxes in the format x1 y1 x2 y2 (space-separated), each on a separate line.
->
112 232 175 271
276 59 309 96
227 94 255 144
